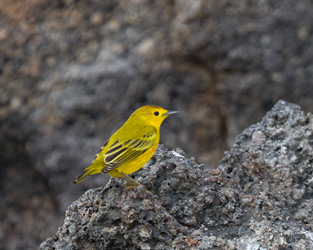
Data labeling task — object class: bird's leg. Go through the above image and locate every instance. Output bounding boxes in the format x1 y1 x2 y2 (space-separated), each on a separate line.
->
119 173 151 194
120 172 140 189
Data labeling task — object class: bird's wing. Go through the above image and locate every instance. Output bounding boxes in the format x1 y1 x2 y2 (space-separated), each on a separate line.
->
101 126 157 173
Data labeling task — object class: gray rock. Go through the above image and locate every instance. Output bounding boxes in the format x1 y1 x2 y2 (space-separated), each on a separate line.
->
41 100 313 249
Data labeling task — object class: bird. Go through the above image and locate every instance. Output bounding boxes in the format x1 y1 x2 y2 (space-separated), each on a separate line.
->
73 105 178 188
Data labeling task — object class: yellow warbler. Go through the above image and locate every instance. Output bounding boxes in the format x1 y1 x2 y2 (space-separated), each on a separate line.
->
73 105 178 187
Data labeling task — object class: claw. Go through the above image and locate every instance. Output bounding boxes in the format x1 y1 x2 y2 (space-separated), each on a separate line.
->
124 181 139 189
124 185 138 190
123 181 152 194
119 172 151 194
144 189 152 195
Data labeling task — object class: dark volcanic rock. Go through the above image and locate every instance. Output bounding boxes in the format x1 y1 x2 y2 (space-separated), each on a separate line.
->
41 100 313 249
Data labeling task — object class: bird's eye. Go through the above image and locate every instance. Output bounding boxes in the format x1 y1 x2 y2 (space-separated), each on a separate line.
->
154 111 159 116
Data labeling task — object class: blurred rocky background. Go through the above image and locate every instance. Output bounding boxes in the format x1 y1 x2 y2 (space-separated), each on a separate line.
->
0 0 313 249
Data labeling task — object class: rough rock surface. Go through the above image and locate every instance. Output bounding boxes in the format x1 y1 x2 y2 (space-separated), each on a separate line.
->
41 100 313 249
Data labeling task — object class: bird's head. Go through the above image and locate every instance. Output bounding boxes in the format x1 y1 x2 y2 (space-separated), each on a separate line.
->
131 105 178 128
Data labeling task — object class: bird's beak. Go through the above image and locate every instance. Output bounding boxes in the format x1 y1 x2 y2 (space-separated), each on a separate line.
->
163 110 179 116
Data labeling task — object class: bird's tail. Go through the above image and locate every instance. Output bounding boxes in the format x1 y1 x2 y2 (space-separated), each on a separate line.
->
73 169 89 184
73 163 102 184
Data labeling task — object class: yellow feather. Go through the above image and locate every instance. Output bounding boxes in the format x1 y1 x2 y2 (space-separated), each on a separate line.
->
73 106 178 187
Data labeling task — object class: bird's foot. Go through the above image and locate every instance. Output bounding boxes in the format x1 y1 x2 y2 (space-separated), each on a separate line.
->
124 181 151 194
124 181 139 190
